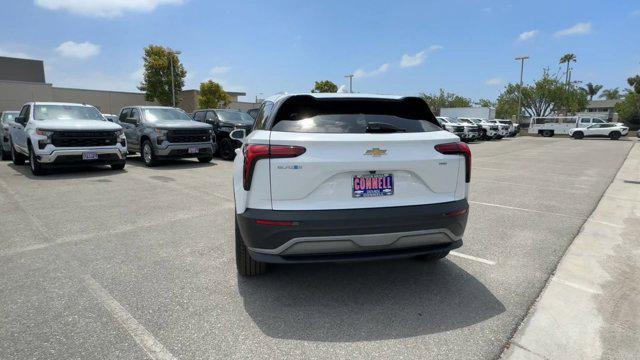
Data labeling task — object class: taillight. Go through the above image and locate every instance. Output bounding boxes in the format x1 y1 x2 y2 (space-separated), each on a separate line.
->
243 144 306 190
435 142 471 183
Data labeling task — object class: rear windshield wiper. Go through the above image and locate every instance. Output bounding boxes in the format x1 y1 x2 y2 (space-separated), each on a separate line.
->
365 122 406 133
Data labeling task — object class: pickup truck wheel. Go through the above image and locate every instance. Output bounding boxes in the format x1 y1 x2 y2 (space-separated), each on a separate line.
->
141 140 157 167
198 155 213 163
11 141 26 165
220 138 235 161
572 131 584 139
416 250 450 262
609 131 621 140
235 218 267 276
28 144 45 176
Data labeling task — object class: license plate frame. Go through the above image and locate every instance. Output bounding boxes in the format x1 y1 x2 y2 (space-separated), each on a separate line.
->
188 147 199 154
82 152 98 160
352 173 394 198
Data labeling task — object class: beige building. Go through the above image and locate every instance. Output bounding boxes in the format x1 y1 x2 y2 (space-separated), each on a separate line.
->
0 56 257 115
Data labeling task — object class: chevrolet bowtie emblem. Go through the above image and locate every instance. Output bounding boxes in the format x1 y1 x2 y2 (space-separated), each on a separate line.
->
364 148 387 157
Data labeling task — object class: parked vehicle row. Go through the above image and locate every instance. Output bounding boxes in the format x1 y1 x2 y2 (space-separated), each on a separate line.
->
437 116 519 141
2 102 218 175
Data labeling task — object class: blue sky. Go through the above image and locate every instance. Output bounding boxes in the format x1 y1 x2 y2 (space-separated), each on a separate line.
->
1 0 639 102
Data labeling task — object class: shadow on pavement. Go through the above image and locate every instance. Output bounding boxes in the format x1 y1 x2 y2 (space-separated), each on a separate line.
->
238 258 504 342
125 156 218 170
3 162 125 180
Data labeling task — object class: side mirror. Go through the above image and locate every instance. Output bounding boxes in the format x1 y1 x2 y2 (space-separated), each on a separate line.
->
15 116 27 126
229 129 246 141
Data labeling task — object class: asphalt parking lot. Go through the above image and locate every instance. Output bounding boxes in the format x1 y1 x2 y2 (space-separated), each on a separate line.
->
0 136 635 360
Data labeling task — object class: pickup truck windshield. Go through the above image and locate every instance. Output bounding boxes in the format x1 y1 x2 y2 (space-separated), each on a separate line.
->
34 105 104 121
217 110 254 125
143 108 193 122
2 111 19 123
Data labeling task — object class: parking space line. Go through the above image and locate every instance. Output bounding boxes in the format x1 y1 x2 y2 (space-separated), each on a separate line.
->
475 179 590 192
469 200 579 219
83 274 177 360
551 276 601 295
449 251 496 265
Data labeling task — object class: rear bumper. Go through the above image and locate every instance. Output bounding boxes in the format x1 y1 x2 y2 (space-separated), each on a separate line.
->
237 199 468 263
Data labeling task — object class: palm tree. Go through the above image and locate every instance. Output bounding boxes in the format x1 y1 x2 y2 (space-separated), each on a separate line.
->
559 53 577 86
628 75 640 94
599 88 622 100
581 82 603 100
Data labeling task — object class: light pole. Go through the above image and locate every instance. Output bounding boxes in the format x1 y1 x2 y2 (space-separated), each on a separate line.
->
255 93 263 103
344 74 354 93
168 50 181 107
515 56 529 123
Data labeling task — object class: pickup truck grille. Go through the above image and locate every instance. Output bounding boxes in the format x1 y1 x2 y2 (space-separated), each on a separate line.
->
167 129 211 143
490 125 499 131
453 126 464 132
466 127 479 133
51 131 117 147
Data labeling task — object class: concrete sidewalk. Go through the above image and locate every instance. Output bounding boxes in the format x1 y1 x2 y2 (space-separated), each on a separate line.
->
502 142 640 360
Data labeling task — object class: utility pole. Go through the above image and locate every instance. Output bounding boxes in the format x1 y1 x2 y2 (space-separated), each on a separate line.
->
515 56 529 124
255 93 263 103
344 74 354 93
168 50 181 107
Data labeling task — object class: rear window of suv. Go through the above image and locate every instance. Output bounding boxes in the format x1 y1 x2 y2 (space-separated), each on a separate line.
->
271 96 441 134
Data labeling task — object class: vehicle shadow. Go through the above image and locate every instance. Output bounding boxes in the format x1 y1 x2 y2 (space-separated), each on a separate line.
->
3 162 126 180
125 155 218 170
238 258 504 342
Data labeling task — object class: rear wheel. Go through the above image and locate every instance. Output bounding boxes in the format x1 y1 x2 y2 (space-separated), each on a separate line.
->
28 144 45 176
219 138 235 161
416 250 450 262
572 131 584 139
141 140 157 167
235 218 267 276
609 131 621 140
11 141 26 165
541 130 553 137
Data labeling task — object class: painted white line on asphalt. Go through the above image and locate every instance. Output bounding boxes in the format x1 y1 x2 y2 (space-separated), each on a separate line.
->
552 276 601 295
449 251 496 265
469 201 578 219
83 274 177 360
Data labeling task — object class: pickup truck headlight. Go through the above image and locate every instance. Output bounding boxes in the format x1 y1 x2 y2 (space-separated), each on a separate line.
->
35 129 54 149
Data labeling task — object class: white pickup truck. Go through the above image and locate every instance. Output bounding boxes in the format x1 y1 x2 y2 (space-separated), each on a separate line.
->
436 116 480 142
528 116 615 137
9 102 127 175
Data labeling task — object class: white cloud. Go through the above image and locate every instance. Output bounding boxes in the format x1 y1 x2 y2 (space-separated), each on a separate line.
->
400 45 442 68
517 30 539 42
55 41 100 59
210 66 230 75
34 0 184 18
554 22 592 37
353 63 389 78
485 77 503 86
0 47 33 59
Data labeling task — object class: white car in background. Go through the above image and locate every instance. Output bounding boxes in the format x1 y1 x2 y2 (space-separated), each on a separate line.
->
458 117 498 140
486 120 509 139
230 93 471 276
569 123 629 140
436 116 479 142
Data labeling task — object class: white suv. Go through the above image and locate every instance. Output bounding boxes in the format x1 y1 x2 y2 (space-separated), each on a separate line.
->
230 94 471 276
569 123 629 140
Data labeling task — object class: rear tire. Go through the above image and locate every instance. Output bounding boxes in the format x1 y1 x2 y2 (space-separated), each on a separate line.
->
28 144 45 176
141 140 158 167
11 141 26 165
235 218 267 276
416 250 450 262
609 131 621 140
572 131 584 139
541 130 553 137
219 138 235 161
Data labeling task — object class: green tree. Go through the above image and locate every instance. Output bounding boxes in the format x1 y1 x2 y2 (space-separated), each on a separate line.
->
495 71 588 118
627 75 640 94
419 89 472 115
198 80 230 109
581 82 603 100
615 91 640 129
476 98 496 108
559 53 577 85
311 80 338 93
138 45 187 106
599 88 622 100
